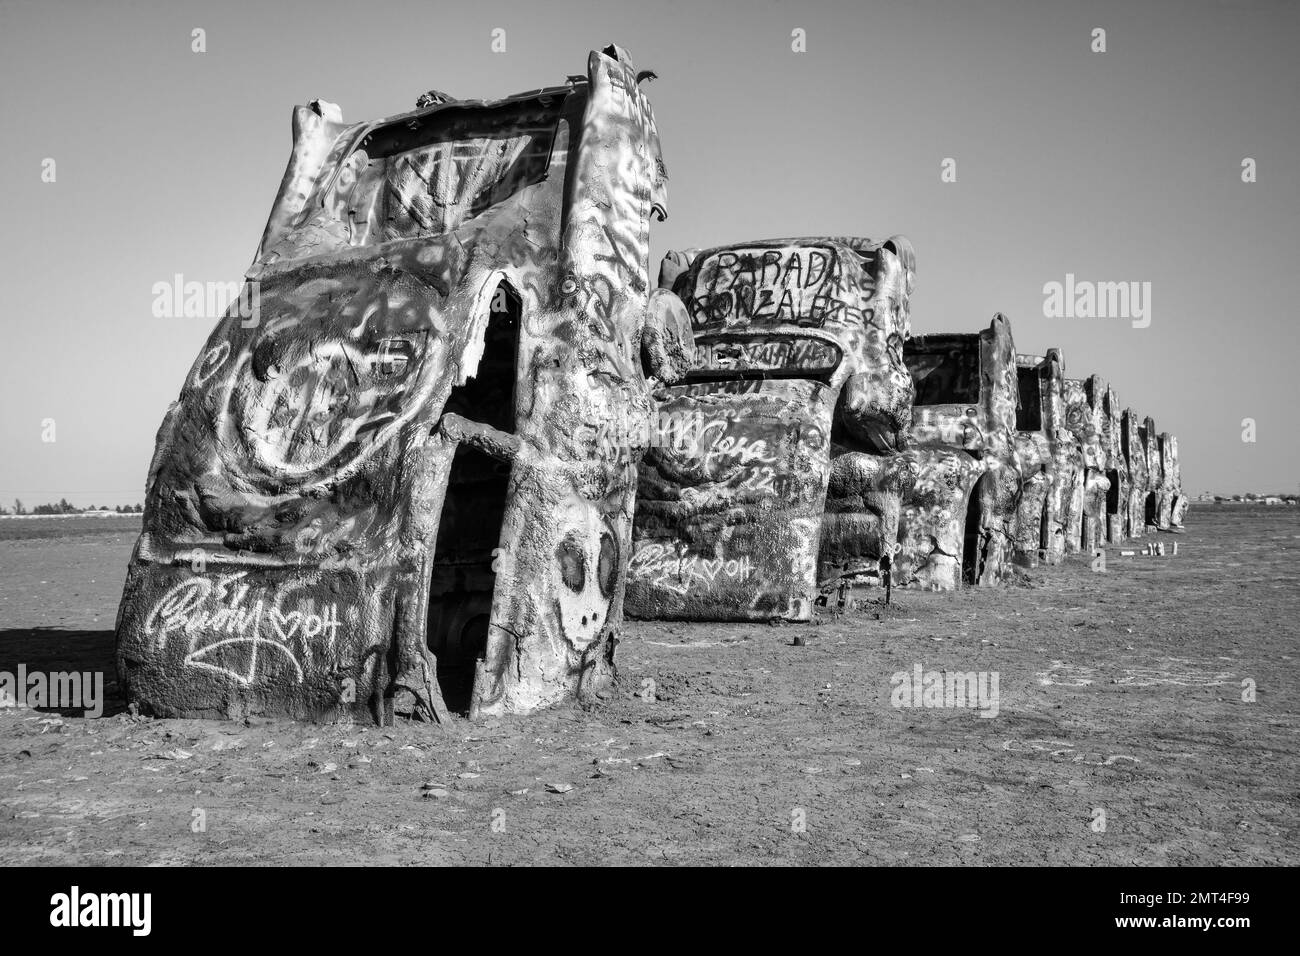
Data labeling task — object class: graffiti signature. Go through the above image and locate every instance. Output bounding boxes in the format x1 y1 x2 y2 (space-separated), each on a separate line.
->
144 572 343 686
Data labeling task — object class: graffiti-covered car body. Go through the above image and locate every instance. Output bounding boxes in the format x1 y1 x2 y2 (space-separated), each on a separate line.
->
1089 377 1129 545
1154 432 1188 530
115 45 689 721
1010 350 1075 566
1137 415 1160 528
626 236 915 620
1168 436 1188 529
1062 376 1110 553
814 238 922 593
892 314 1023 589
1121 408 1148 539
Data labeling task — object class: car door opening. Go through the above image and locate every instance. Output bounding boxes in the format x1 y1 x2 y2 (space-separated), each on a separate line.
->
426 281 520 714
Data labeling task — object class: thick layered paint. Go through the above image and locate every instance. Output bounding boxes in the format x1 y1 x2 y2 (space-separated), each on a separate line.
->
1089 377 1128 545
890 314 1023 590
1140 415 1162 530
628 378 830 620
1012 350 1073 566
629 236 915 619
1062 377 1109 553
1121 408 1148 538
1154 432 1187 531
1168 436 1188 528
116 45 684 721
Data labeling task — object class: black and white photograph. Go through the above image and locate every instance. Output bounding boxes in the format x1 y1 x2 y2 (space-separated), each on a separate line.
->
0 0 1294 922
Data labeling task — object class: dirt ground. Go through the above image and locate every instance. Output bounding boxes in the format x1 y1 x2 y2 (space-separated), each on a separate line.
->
0 506 1295 866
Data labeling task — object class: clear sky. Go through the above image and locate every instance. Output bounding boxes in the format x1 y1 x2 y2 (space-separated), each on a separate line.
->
1 0 1296 506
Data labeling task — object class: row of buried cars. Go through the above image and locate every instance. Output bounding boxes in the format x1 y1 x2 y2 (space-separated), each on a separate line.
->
625 235 1190 622
114 46 1189 719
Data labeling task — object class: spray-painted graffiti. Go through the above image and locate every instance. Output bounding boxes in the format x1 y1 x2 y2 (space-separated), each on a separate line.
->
700 416 781 481
690 246 863 330
582 407 706 456
1010 350 1074 567
829 310 1040 594
114 44 1195 724
696 337 841 373
628 543 754 597
635 236 915 620
628 383 822 619
143 572 344 685
117 44 686 722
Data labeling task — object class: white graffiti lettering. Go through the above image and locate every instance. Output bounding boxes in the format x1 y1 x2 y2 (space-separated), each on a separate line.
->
144 572 343 685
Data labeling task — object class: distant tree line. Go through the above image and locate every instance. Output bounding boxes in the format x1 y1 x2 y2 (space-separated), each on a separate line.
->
1209 493 1299 503
0 499 143 515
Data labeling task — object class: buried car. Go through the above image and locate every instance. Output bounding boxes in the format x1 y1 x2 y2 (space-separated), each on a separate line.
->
627 235 916 620
888 314 1024 590
1092 377 1129 546
1062 376 1110 554
1168 435 1189 529
1010 350 1075 567
1156 432 1189 530
115 45 691 722
1121 407 1149 539
1140 415 1163 530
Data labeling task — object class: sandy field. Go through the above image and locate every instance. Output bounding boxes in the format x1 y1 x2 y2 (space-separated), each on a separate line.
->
0 506 1295 865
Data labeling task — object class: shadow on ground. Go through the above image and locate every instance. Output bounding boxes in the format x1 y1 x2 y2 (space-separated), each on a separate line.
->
0 628 126 717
